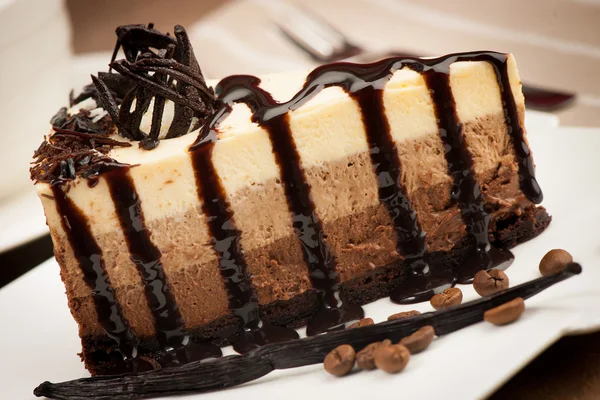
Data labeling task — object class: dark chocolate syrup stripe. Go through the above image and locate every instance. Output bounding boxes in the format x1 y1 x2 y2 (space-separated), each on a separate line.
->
419 58 515 282
496 60 543 204
352 86 426 260
35 263 582 400
51 184 138 360
106 168 222 363
309 63 437 304
107 168 186 349
190 123 299 353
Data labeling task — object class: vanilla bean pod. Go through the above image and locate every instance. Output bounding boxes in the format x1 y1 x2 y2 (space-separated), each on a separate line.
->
34 264 581 400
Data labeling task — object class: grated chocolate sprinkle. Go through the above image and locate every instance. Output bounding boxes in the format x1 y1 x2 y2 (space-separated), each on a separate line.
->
30 109 131 185
32 23 216 185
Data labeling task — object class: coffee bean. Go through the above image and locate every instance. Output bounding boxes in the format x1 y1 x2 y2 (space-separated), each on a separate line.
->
473 269 509 297
323 344 356 377
387 310 421 321
484 297 525 326
356 339 392 370
430 287 463 310
348 318 374 329
539 249 573 276
399 325 435 354
373 343 411 373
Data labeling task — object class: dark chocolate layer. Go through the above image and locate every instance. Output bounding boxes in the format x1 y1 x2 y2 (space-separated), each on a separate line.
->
80 204 549 375
35 262 580 400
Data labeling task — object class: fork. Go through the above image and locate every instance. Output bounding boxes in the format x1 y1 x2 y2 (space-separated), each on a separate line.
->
274 3 575 112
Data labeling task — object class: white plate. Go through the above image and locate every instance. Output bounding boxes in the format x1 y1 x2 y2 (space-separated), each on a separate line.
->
1 125 599 399
0 188 48 253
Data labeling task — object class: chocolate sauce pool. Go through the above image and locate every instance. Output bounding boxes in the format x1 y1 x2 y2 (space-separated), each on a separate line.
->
54 51 542 371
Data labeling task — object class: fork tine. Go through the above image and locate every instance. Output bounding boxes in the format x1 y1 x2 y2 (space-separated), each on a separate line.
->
272 2 362 62
293 5 350 43
276 20 335 62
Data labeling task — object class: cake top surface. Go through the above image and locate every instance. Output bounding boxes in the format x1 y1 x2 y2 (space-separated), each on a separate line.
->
30 23 524 189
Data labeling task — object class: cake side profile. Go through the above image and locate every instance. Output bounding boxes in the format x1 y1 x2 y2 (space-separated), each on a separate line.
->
31 25 549 375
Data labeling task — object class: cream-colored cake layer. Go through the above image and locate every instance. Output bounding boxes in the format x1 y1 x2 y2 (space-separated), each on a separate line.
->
37 54 524 237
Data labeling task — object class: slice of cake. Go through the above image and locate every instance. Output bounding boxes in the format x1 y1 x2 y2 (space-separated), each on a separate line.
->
31 24 550 375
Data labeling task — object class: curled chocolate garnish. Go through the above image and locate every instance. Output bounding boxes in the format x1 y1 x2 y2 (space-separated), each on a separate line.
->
70 72 134 107
112 23 177 65
32 24 212 184
50 107 68 127
91 23 216 147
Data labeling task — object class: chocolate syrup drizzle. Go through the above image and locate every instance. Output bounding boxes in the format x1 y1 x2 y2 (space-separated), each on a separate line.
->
191 129 299 353
106 168 222 363
53 171 221 369
51 185 138 360
419 59 514 285
495 60 543 204
107 168 184 349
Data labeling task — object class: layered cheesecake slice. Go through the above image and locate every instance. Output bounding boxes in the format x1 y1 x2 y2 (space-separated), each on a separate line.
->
31 25 549 375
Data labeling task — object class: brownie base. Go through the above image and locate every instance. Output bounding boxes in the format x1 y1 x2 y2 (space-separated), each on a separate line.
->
82 204 550 375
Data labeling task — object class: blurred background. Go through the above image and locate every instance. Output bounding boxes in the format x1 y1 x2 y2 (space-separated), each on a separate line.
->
66 0 600 126
0 0 599 398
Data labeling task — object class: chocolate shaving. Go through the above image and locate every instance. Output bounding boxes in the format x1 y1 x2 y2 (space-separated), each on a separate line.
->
92 23 216 146
130 58 213 97
71 72 134 107
51 128 132 147
109 61 207 113
90 75 122 129
113 23 177 65
32 23 216 186
30 109 131 185
50 107 68 127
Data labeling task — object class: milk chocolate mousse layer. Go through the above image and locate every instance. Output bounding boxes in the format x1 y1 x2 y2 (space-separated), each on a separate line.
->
31 25 548 375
